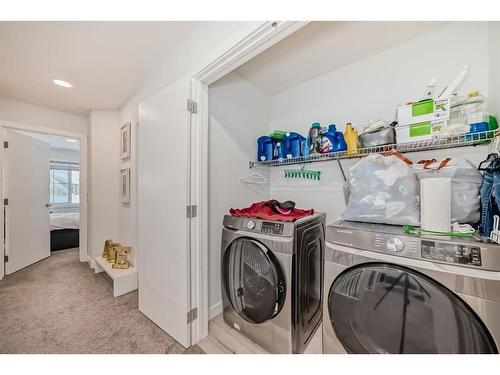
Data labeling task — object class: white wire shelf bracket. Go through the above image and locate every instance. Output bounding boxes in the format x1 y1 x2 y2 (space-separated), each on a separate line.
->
250 129 498 168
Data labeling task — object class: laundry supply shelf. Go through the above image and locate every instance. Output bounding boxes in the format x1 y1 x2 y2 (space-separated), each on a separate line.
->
250 129 498 168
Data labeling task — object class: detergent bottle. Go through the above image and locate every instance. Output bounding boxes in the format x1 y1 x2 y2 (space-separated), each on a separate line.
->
305 122 323 155
257 136 274 161
344 123 359 154
321 124 347 153
283 132 305 158
273 140 286 160
333 126 348 152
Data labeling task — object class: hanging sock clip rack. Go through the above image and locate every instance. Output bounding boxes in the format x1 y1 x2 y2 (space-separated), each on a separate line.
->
284 164 321 181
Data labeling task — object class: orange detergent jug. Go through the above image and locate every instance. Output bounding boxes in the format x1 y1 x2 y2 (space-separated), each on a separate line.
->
344 123 359 154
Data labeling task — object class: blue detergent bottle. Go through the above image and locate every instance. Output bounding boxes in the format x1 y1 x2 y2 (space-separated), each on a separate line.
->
321 124 347 153
283 132 305 158
302 137 310 157
257 136 274 161
273 140 286 160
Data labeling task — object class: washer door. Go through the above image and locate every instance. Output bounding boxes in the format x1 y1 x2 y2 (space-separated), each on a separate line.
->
328 263 498 353
223 238 286 324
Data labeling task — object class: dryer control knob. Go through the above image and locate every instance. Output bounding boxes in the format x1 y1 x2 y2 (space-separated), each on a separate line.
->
387 237 404 252
246 220 256 230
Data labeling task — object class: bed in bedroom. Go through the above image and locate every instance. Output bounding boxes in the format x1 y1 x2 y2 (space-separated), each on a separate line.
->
50 212 80 251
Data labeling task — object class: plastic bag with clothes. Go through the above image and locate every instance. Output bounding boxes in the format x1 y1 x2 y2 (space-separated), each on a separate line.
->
412 158 482 224
341 153 420 225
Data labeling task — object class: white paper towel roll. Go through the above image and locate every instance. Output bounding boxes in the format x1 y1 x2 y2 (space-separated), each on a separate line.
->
420 177 451 233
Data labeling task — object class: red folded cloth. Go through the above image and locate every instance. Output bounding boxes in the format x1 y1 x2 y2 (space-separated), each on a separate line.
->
229 201 314 222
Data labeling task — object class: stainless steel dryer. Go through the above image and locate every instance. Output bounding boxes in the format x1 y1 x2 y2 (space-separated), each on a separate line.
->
221 213 325 353
323 220 500 354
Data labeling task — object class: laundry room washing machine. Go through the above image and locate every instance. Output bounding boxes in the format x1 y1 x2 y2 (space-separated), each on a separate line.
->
323 220 500 354
221 213 325 353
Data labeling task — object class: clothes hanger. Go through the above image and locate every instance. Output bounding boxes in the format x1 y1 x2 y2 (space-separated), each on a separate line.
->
478 136 500 171
478 153 500 171
239 165 269 185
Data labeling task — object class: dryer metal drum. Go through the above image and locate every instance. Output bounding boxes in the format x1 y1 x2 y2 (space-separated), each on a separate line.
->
221 213 325 354
323 220 500 354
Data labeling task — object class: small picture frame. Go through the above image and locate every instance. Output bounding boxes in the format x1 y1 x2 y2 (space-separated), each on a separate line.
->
121 122 131 160
120 168 131 204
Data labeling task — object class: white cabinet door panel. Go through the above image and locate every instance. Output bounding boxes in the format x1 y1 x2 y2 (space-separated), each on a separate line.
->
138 76 192 348
4 129 50 275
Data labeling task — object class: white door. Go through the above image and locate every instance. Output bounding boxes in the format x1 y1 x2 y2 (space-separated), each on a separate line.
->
138 77 194 348
4 129 50 275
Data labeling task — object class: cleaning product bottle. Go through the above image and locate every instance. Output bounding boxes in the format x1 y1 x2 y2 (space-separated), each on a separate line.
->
283 132 305 158
257 136 274 161
306 122 323 155
344 123 359 154
320 125 335 153
321 124 347 153
273 140 286 160
334 128 348 152
420 76 437 101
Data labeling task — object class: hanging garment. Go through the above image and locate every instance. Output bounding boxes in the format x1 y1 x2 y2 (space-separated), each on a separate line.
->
229 200 314 222
479 159 500 236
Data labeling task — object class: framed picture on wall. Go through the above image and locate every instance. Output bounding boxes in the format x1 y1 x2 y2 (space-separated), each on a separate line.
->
120 168 131 204
121 122 131 160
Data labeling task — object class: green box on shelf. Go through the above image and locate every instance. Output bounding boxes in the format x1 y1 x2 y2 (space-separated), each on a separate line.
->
396 98 450 144
411 100 434 117
409 121 431 137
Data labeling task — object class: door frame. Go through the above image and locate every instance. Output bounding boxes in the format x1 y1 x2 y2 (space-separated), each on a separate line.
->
0 120 89 280
190 21 308 342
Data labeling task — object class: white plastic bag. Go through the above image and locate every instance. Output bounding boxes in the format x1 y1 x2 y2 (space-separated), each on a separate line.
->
341 153 420 225
413 158 482 224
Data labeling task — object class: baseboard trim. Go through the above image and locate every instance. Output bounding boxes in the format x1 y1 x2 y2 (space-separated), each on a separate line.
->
209 301 223 320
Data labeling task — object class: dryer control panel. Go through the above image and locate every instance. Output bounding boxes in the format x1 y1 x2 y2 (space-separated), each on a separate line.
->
421 240 482 266
261 221 284 235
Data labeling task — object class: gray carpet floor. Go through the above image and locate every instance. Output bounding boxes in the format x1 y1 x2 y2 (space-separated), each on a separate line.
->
0 249 203 354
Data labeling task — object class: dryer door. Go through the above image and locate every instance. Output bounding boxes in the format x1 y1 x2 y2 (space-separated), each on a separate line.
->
328 263 498 353
223 238 286 324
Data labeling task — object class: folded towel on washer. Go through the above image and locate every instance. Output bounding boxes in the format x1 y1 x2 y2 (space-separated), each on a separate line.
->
229 200 314 222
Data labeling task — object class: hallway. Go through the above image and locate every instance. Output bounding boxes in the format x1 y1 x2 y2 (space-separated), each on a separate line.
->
0 249 203 354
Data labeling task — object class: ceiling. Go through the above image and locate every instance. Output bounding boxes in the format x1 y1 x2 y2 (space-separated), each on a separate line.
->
234 21 446 95
0 21 205 115
16 130 79 151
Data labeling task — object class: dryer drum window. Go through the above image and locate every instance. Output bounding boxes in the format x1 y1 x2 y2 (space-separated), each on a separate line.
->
328 263 498 354
223 238 286 324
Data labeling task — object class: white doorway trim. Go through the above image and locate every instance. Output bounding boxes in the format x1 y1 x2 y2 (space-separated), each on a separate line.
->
0 119 89 280
190 21 308 343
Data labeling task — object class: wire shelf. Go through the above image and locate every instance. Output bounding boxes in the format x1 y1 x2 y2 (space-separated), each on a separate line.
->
251 129 498 168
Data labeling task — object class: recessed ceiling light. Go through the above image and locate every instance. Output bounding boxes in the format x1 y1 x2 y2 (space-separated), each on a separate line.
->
65 139 78 143
53 79 73 88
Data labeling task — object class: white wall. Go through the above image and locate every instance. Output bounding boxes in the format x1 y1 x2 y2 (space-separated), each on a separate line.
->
117 121 136 254
118 22 265 265
268 22 493 223
207 72 271 315
0 96 88 134
89 110 120 261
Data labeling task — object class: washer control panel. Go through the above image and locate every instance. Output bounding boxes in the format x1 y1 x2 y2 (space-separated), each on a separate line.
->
246 220 256 230
386 237 405 252
421 240 482 266
374 234 418 256
261 221 284 235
